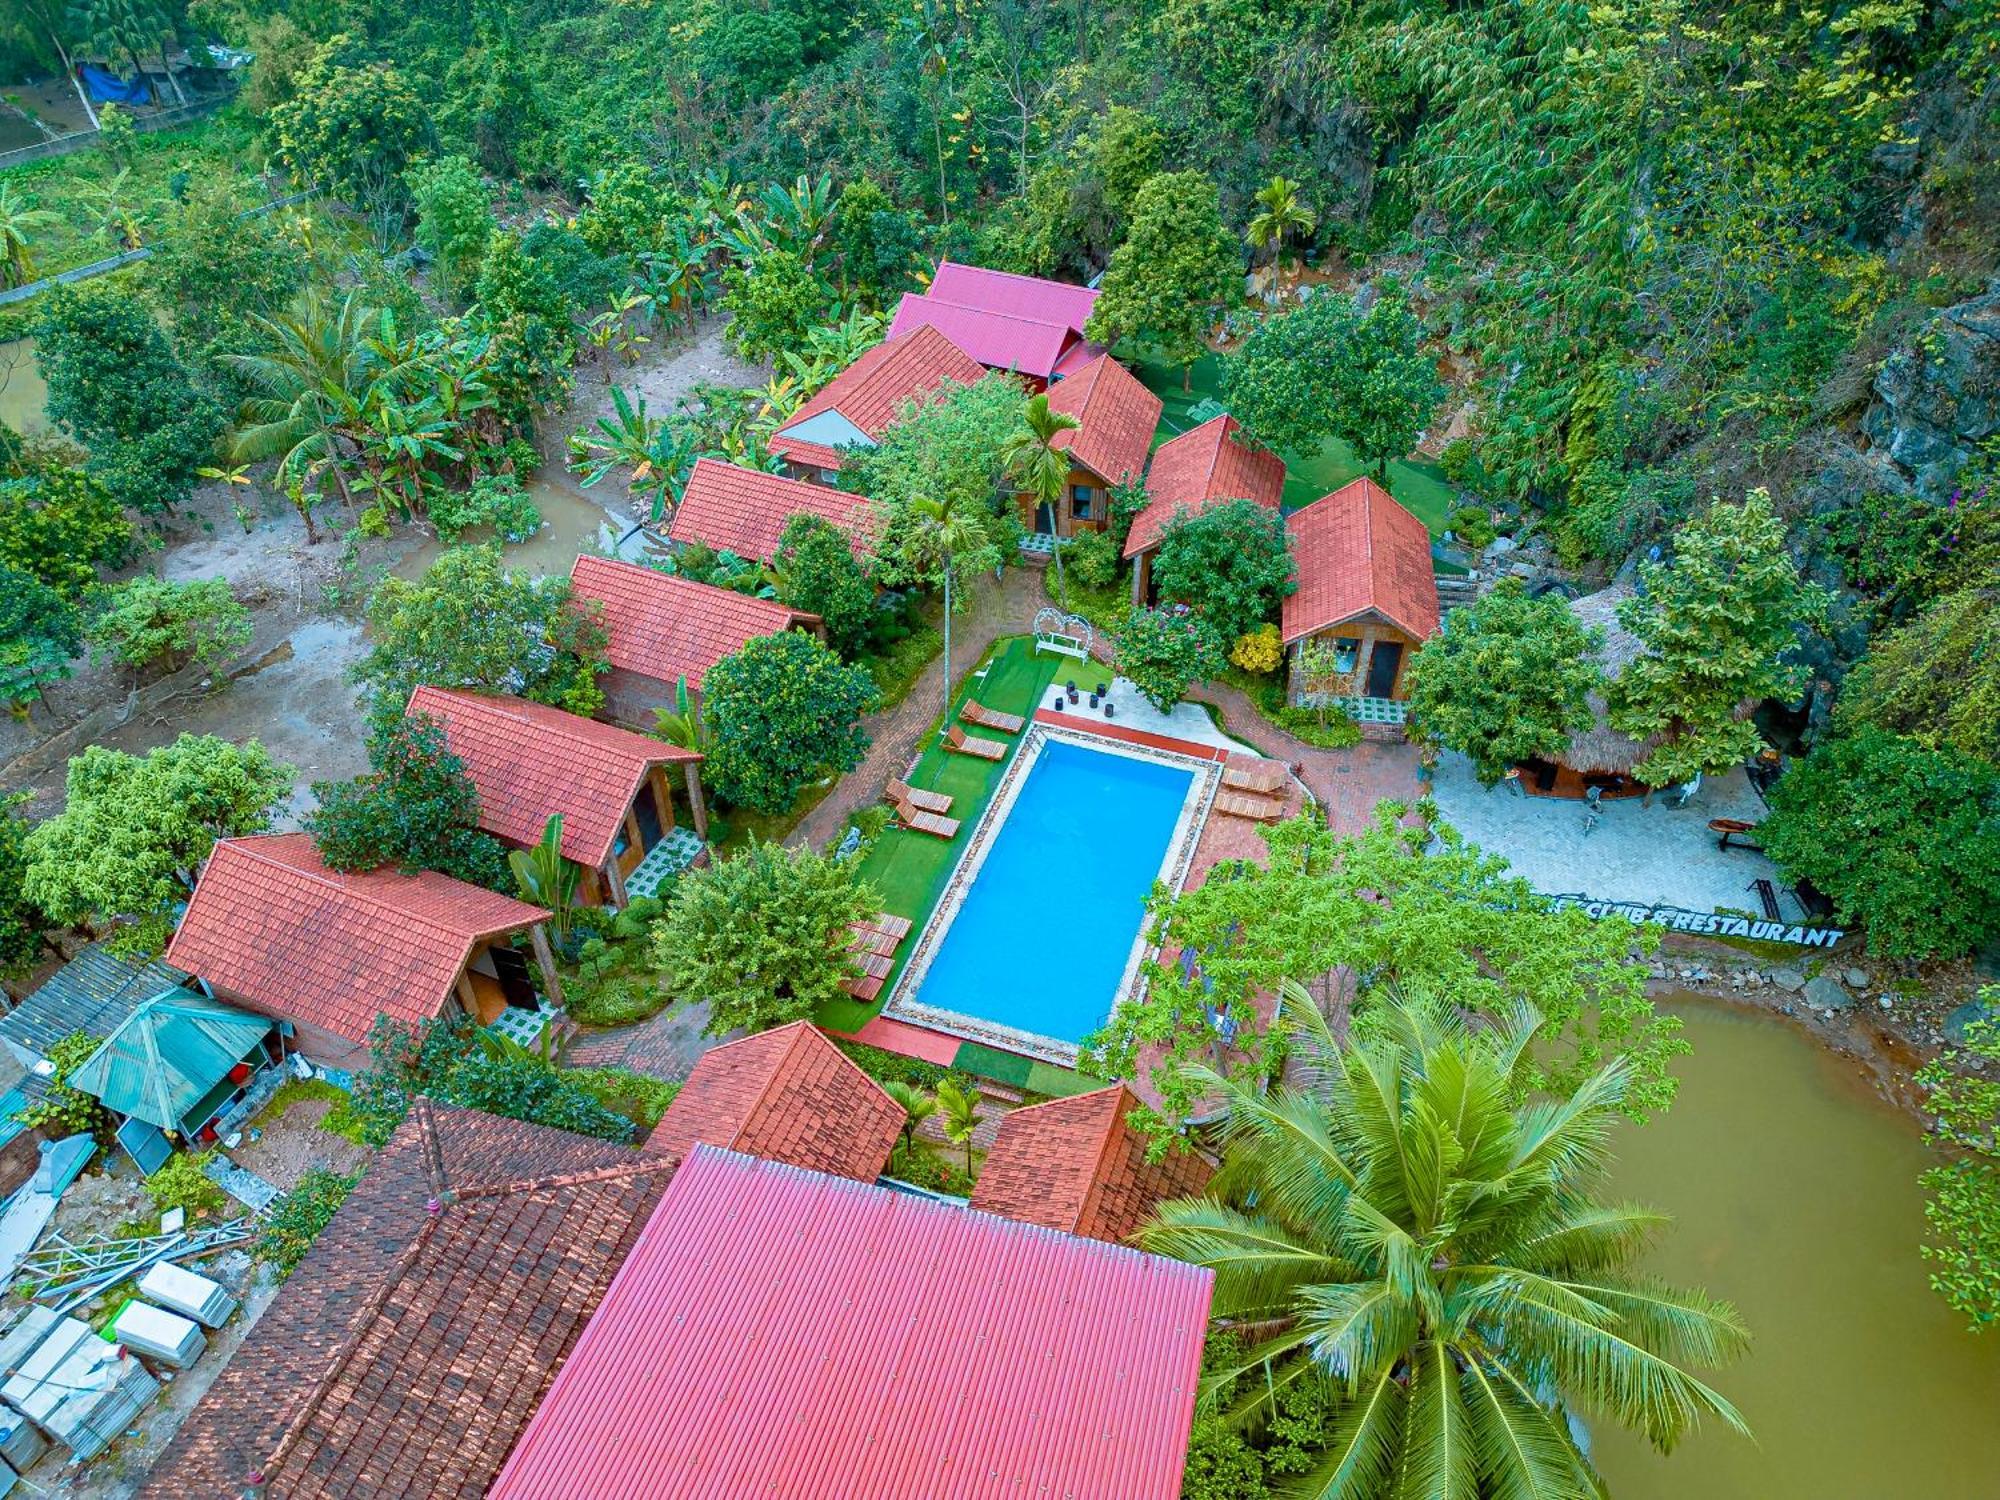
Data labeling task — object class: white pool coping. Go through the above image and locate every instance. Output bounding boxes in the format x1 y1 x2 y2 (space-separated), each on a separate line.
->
882 723 1223 1067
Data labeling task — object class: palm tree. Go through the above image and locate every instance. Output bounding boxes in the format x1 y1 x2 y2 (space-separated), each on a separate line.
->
1246 175 1317 268
0 186 58 290
76 168 145 250
906 492 990 749
224 291 381 514
1142 986 1749 1498
1002 392 1081 606
935 1075 980 1176
881 1080 938 1156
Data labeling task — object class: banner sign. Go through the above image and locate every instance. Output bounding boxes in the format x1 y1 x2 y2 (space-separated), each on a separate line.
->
1548 895 1844 949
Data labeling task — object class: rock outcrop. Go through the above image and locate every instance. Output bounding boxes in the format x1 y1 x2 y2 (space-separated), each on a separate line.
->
1863 278 2000 497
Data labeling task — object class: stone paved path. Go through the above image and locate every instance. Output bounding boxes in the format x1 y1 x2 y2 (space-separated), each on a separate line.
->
566 1001 719 1082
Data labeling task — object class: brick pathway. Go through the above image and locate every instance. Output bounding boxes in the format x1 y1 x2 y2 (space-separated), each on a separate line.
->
566 1001 719 1082
788 567 1047 852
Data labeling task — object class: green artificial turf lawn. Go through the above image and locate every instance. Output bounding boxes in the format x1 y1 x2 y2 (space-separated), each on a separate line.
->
812 635 1067 1035
1127 345 1459 536
950 1043 1105 1099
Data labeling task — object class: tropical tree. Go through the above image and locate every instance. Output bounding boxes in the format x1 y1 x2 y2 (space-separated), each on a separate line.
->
904 491 992 738
881 1079 938 1154
1245 174 1316 265
651 675 708 753
775 513 875 658
1142 988 1749 1496
509 814 580 940
701 630 874 814
71 0 186 106
935 1074 980 1176
0 564 81 713
75 166 146 250
1149 498 1294 644
0 793 42 979
567 386 671 518
0 184 58 290
306 713 510 889
1084 170 1239 388
225 291 381 514
1002 392 1081 604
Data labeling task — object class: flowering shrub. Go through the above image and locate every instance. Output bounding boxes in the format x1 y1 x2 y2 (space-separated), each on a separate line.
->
1229 623 1282 674
1118 604 1224 711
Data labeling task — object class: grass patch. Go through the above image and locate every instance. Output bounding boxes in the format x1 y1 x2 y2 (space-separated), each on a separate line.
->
565 1067 681 1131
712 774 838 853
950 1042 1106 1099
251 1078 371 1145
1127 344 1460 536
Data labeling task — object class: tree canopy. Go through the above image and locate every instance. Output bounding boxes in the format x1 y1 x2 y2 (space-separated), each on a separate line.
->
1148 498 1294 645
1084 170 1239 378
700 628 874 814
775 512 875 659
306 713 512 890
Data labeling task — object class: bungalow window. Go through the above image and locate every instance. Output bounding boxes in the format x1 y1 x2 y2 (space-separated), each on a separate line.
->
1330 637 1361 675
1070 484 1098 520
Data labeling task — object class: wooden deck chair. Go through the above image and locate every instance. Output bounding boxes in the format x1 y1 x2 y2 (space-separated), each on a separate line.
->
853 952 893 980
1214 790 1287 823
848 927 898 958
945 724 1007 761
841 973 885 1002
866 913 913 942
891 793 960 840
1222 762 1287 795
887 778 953 815
960 701 1025 734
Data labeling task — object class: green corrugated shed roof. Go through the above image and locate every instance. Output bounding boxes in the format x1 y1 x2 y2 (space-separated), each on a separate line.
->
68 990 274 1132
0 942 189 1060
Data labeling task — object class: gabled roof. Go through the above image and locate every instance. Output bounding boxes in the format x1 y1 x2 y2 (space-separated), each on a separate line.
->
887 293 1083 381
163 834 550 1045
139 1103 673 1500
969 1084 1213 1243
408 687 696 871
1123 414 1287 558
69 989 273 1131
489 1146 1214 1500
1281 476 1442 644
929 260 1099 337
645 1021 902 1182
770 325 986 473
668 457 877 564
0 942 188 1062
1044 353 1162 488
569 554 817 693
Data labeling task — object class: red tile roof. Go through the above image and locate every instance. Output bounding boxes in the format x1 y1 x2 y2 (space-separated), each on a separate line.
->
668 457 877 564
1045 353 1162 488
163 833 550 1045
887 293 1084 381
645 1021 902 1181
769 325 986 473
970 1084 1213 1243
1282 476 1442 644
1123 414 1287 558
489 1146 1214 1500
569 554 816 692
929 259 1100 336
139 1103 673 1500
407 687 696 871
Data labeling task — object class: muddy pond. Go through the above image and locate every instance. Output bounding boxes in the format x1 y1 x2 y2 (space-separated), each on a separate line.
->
1599 996 2000 1498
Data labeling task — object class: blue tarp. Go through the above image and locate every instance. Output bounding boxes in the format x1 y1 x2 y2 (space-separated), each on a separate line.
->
80 64 151 105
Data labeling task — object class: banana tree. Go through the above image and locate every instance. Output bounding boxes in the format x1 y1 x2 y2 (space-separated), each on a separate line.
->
509 815 580 940
568 386 673 515
651 675 708 753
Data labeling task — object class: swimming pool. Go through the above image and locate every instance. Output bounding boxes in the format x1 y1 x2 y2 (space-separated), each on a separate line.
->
891 733 1211 1056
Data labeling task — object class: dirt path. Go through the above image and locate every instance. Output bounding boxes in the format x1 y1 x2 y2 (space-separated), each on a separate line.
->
788 566 1046 851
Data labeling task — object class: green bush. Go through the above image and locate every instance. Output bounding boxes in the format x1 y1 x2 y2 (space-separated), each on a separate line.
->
86 576 253 676
564 1067 681 1131
145 1150 228 1220
886 1140 976 1196
15 1031 105 1137
834 1039 954 1090
1059 529 1120 591
427 475 543 545
258 1167 360 1279
1447 503 1496 549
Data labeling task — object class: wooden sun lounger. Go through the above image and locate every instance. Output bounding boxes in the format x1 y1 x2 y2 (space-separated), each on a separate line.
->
1222 762 1287 795
864 913 912 942
891 794 960 840
841 973 884 1002
848 927 898 958
960 701 1025 734
1214 790 1287 823
945 724 1007 761
887 778 953 815
852 952 893 980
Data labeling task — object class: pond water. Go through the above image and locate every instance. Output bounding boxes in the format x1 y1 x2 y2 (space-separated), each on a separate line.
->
1597 997 2000 1498
0 338 49 435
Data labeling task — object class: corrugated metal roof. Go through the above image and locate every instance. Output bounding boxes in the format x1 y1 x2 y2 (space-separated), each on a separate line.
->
0 943 189 1061
490 1146 1213 1500
68 990 273 1131
887 293 1079 379
929 261 1100 338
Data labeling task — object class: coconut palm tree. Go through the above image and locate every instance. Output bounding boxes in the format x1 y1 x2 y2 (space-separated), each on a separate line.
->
1142 986 1749 1499
0 185 58 290
1002 392 1082 606
906 492 991 747
1246 175 1317 268
224 291 382 514
935 1075 980 1176
881 1080 938 1155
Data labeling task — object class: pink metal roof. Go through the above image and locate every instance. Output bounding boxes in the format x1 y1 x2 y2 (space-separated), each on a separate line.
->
489 1146 1213 1500
929 260 1100 337
887 293 1082 380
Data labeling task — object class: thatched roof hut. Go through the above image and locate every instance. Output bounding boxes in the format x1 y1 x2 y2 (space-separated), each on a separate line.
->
1560 584 1660 778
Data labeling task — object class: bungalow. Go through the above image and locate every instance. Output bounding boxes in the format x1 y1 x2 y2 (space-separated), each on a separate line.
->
569 554 823 729
1023 352 1162 539
644 1021 903 1181
138 1103 675 1500
1281 477 1441 713
489 1146 1213 1500
969 1083 1213 1243
164 833 560 1066
668 456 876 565
407 686 708 905
767 324 985 483
1123 413 1287 603
887 260 1103 387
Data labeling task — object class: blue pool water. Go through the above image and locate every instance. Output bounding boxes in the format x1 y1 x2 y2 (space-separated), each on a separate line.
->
912 740 1196 1045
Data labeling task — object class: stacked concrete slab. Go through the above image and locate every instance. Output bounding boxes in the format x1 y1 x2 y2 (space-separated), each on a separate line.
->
136 1261 236 1327
0 1308 158 1461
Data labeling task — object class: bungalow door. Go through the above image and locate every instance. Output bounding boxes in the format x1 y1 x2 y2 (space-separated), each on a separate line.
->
1365 641 1404 699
